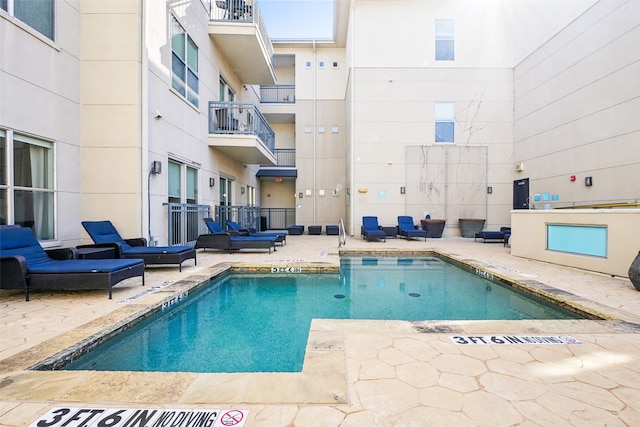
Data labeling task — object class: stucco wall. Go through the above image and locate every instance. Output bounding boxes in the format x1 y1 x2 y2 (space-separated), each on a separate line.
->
510 209 640 277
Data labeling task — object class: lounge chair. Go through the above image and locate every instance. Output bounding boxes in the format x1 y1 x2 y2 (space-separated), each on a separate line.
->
196 219 277 253
361 216 386 242
475 226 511 244
287 225 305 235
81 221 196 272
0 226 145 300
397 216 427 241
226 220 286 245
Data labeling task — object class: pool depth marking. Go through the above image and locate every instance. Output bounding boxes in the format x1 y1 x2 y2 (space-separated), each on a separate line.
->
28 407 248 427
118 280 174 304
450 335 582 345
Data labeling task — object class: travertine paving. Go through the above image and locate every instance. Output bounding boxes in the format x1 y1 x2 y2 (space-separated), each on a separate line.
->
1 235 639 426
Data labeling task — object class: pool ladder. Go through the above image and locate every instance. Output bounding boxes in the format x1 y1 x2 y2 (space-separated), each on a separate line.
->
338 218 347 248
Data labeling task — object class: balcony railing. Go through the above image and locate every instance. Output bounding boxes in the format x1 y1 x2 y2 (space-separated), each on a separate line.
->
210 0 274 67
208 102 275 152
260 85 295 103
217 205 296 230
165 203 211 246
273 148 295 167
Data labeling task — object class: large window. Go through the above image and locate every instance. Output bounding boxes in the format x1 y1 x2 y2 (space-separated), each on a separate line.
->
1 0 55 40
0 130 55 240
435 19 454 61
171 16 199 107
435 102 455 143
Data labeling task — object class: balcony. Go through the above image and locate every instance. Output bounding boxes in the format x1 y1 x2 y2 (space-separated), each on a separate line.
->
257 148 297 181
209 0 276 84
259 84 296 124
208 102 277 165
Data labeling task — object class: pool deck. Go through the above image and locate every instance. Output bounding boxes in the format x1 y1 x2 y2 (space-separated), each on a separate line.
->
1 234 640 426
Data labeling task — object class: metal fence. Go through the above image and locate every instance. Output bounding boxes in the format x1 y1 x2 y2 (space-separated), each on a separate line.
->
217 206 295 231
165 203 211 246
260 85 295 103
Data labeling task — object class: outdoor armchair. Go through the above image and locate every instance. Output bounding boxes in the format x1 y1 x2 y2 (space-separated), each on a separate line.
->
361 216 387 242
0 226 144 301
397 216 427 241
81 220 196 272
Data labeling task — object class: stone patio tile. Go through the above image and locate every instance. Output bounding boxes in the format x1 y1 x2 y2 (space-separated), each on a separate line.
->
536 391 628 426
548 382 624 412
391 336 440 361
353 379 419 415
293 406 345 427
377 346 417 366
357 359 396 380
429 353 487 376
462 390 523 426
486 358 541 382
438 372 480 393
60 371 198 404
0 371 90 400
419 386 463 411
396 361 439 388
387 406 475 426
479 372 547 401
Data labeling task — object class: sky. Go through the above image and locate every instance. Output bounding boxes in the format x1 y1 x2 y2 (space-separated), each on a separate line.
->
257 0 335 39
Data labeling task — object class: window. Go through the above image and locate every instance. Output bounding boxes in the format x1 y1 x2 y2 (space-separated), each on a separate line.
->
305 61 312 68
2 0 54 40
435 19 454 61
318 61 325 69
0 130 55 240
435 102 455 142
171 17 199 107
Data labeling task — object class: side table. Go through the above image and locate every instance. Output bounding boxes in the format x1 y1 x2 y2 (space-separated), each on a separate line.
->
76 247 116 260
381 226 397 238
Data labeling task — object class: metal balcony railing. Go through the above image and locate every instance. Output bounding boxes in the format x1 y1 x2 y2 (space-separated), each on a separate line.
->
217 206 296 231
260 85 295 103
272 149 295 167
208 102 275 153
165 203 211 246
209 0 274 65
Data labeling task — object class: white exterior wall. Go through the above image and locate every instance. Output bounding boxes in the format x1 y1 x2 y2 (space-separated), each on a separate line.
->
345 0 598 236
0 1 82 246
513 0 640 209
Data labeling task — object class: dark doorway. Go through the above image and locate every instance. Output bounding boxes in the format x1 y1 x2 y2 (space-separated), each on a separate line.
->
513 178 529 209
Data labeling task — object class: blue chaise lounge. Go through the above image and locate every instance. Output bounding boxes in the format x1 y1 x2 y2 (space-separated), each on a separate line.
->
81 220 196 271
361 216 387 242
0 226 145 300
397 216 427 241
196 218 277 253
226 220 287 245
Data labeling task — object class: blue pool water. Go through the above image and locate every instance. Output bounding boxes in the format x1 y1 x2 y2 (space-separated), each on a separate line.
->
62 256 581 373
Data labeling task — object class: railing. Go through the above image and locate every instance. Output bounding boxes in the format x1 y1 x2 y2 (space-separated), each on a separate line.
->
217 206 296 230
260 85 295 103
165 203 211 246
264 148 295 167
338 218 347 248
208 102 275 153
209 0 274 65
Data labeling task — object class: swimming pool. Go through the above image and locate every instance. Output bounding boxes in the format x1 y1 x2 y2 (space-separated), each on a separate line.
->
60 255 582 373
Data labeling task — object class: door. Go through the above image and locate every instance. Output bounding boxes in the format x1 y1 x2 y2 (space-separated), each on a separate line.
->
513 178 529 209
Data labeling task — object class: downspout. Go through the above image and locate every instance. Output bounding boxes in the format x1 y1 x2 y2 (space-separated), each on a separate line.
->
313 39 317 224
141 0 151 241
348 3 356 236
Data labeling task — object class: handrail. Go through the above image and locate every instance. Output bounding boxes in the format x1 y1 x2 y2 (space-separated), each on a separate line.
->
338 218 347 248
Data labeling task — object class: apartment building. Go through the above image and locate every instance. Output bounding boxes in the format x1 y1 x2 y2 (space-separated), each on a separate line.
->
1 0 638 248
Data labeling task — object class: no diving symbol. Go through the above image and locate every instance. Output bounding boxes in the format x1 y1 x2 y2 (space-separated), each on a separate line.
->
220 410 244 426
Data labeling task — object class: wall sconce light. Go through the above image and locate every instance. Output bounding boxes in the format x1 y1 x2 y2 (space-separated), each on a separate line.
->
151 161 162 174
585 176 593 186
400 186 405 194
487 186 493 194
240 186 245 194
154 110 162 120
209 178 215 187
299 192 304 198
243 85 247 91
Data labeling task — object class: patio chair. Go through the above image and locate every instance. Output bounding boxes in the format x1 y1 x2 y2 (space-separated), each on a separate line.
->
196 218 276 253
226 220 286 245
361 216 387 242
475 226 511 244
397 216 427 241
81 221 196 272
0 226 145 301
